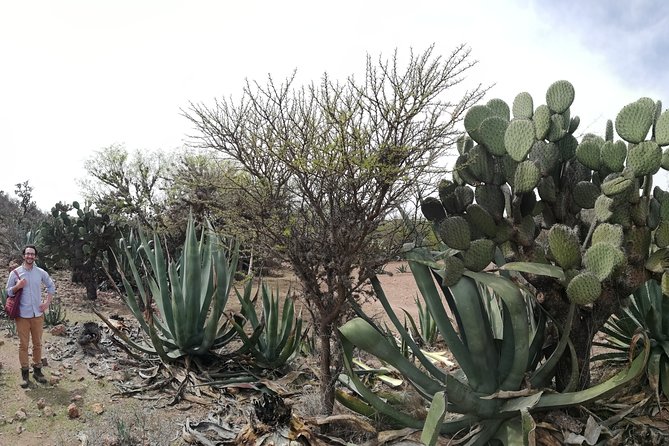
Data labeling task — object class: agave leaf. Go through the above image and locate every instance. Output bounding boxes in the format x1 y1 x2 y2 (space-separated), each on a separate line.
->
499 262 565 280
421 391 446 446
530 303 575 388
646 248 669 273
536 339 649 409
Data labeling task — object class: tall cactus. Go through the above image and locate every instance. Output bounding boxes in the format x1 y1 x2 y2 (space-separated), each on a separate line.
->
421 80 669 389
40 201 125 300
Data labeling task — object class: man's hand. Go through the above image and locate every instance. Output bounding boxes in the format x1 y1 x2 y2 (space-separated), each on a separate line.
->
16 278 27 289
39 301 50 313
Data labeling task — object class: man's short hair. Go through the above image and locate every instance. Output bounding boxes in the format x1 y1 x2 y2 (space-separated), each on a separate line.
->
23 244 38 256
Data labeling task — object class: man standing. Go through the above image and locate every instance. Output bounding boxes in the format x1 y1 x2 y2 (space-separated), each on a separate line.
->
5 245 56 388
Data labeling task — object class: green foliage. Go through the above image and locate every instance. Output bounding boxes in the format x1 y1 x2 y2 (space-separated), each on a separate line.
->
339 247 647 444
43 298 67 327
96 215 241 361
421 80 669 389
402 296 438 347
40 201 126 299
233 280 304 369
594 279 669 402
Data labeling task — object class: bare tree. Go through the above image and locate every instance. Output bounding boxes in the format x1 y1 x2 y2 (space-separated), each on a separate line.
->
184 45 487 413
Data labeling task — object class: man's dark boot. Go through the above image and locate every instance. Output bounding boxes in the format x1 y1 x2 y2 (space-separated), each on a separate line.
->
20 368 30 388
33 366 47 384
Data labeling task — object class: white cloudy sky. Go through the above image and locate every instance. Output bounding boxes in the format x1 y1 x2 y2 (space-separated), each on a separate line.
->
1 0 667 210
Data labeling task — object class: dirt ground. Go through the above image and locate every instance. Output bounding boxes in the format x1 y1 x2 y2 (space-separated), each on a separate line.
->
0 262 420 446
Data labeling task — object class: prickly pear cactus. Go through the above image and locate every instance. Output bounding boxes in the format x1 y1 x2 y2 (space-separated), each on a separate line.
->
420 81 669 388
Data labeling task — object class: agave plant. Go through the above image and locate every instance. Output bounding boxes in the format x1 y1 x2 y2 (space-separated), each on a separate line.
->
402 296 438 347
338 247 649 445
232 280 304 369
594 278 669 402
96 216 242 362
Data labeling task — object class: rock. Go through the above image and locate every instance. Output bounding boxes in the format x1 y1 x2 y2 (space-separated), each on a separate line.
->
36 398 47 410
43 406 54 417
71 394 83 402
91 403 105 415
48 376 60 386
67 403 79 419
14 409 27 422
50 324 67 336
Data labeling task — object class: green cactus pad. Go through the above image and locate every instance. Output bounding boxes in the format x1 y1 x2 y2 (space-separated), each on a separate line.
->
600 141 627 172
505 119 536 162
513 160 541 194
575 138 603 170
512 92 534 119
592 223 623 247
567 272 602 305
615 97 656 144
463 239 496 272
605 119 614 142
546 113 567 142
629 198 648 227
420 197 446 222
475 184 506 221
557 134 578 161
441 256 465 287
479 116 509 156
467 145 494 183
648 197 661 229
502 155 518 187
627 141 661 177
494 220 514 244
454 154 479 186
453 186 475 214
528 140 559 175
583 243 625 281
655 221 669 248
533 104 551 140
656 110 669 146
487 98 510 121
572 181 600 209
464 105 495 143
546 80 575 114
438 216 471 250
600 173 633 197
661 148 669 170
538 176 557 202
568 116 581 135
516 215 537 247
466 203 497 238
548 224 582 270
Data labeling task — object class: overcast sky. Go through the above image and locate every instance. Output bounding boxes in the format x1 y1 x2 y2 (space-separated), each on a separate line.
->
1 0 667 210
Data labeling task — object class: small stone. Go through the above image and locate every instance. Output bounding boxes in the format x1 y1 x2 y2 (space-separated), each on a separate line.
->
71 394 83 402
41 357 48 367
51 370 62 377
49 376 60 385
16 425 23 434
91 403 104 415
101 434 119 446
14 410 27 422
43 406 54 417
50 325 67 336
37 398 47 410
67 403 79 419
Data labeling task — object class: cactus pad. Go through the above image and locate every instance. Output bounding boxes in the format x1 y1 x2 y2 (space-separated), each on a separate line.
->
538 177 557 202
505 119 536 162
592 223 624 247
575 138 603 170
548 224 582 270
441 256 465 287
573 181 600 209
546 113 567 142
480 116 509 156
567 272 602 305
533 104 551 140
466 203 497 238
528 141 559 175
438 216 471 250
487 98 511 121
627 141 661 177
475 184 506 221
464 105 495 143
463 239 496 272
513 161 541 194
512 92 534 119
557 134 578 161
600 173 633 197
420 197 446 222
656 110 669 146
600 141 627 172
655 220 669 248
583 243 625 281
615 97 656 144
546 80 575 114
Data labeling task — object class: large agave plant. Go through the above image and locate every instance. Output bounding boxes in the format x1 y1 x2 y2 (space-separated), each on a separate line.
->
339 247 649 445
97 216 241 362
594 278 669 402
